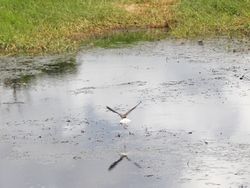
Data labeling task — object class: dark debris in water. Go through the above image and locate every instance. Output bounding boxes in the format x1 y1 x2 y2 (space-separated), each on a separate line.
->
73 87 96 95
197 40 204 46
73 156 82 160
116 81 147 87
144 174 154 177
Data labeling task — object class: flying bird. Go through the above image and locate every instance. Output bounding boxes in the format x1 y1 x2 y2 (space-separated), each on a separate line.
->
106 101 142 126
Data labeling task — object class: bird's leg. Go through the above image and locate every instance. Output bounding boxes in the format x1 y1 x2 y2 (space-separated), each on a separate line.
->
121 123 134 135
122 123 128 129
127 127 135 136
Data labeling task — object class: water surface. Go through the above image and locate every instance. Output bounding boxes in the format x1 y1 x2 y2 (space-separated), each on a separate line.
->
0 39 250 187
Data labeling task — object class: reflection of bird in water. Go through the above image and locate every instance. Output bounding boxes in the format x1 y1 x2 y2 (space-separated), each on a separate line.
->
107 102 142 171
106 101 141 127
108 153 142 171
108 154 126 171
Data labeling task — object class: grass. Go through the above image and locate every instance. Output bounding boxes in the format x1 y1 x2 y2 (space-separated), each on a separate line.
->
0 0 249 56
0 0 175 55
172 0 250 38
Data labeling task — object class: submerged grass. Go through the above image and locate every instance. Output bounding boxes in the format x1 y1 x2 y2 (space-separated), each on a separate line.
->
172 0 250 38
85 29 169 48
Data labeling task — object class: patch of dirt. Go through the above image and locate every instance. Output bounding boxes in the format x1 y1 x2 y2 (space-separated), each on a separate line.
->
116 3 150 14
116 0 176 14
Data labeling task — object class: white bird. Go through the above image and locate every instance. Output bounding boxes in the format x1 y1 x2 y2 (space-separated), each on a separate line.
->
106 101 141 127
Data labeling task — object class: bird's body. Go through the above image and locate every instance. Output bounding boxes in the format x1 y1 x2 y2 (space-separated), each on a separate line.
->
120 118 131 125
106 101 141 126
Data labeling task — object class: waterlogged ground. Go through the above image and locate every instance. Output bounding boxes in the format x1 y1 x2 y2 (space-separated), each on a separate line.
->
0 39 250 188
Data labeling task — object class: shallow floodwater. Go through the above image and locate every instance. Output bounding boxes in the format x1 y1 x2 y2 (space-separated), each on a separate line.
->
0 39 250 187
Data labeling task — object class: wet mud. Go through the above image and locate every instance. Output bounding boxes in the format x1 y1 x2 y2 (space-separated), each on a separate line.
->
0 39 250 187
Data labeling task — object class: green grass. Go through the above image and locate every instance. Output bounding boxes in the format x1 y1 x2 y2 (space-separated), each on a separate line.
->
172 0 250 38
0 0 125 54
1 0 250 56
0 0 173 55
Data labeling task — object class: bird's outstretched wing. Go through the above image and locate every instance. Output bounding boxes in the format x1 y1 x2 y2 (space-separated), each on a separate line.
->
124 101 142 117
106 106 123 118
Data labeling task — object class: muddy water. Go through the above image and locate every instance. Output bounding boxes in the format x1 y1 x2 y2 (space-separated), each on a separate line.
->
0 39 250 187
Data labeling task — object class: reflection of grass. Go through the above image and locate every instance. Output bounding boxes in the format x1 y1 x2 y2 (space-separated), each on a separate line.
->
87 29 169 48
172 0 250 38
18 74 35 83
41 57 76 74
2 56 77 87
4 74 35 87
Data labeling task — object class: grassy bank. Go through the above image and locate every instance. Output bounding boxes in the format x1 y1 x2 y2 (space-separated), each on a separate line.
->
0 0 250 56
172 0 250 38
0 0 175 55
